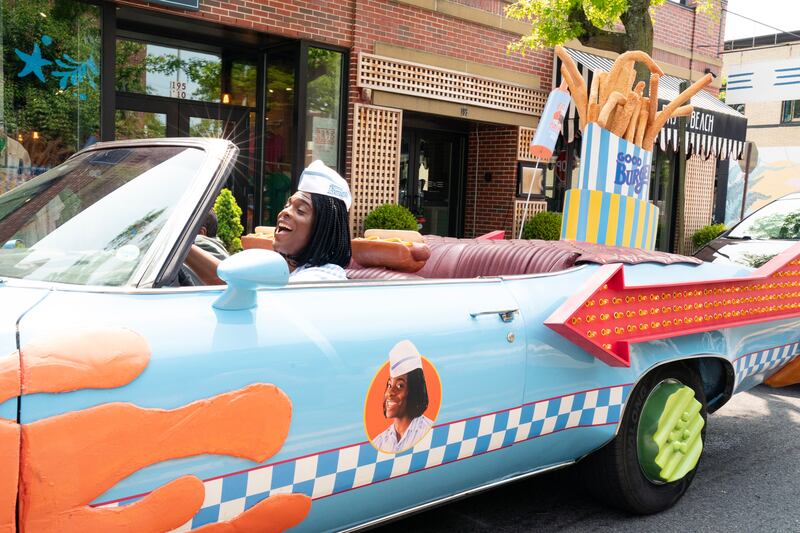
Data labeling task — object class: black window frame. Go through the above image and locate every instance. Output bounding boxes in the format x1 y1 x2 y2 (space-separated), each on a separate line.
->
781 100 800 123
516 161 549 199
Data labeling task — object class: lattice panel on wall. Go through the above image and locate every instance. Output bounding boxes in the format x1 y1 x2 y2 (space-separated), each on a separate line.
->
678 154 718 255
513 199 548 239
350 104 403 237
358 53 547 116
517 127 536 161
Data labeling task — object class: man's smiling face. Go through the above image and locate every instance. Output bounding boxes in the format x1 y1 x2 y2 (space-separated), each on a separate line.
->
273 192 314 258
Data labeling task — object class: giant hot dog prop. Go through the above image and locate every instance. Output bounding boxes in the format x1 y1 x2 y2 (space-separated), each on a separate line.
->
241 227 431 273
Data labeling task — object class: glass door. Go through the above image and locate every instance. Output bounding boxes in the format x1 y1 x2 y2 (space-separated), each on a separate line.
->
400 128 466 236
114 37 258 231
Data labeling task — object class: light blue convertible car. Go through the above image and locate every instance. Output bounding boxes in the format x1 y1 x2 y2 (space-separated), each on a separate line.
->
1 138 798 532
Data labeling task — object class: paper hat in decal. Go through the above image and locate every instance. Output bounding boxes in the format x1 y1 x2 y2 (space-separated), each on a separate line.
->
298 160 352 210
388 340 423 378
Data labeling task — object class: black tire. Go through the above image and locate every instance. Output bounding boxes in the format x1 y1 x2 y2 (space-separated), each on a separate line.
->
579 363 707 514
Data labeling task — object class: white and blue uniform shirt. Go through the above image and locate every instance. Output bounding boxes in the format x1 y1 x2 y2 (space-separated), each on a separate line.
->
289 263 347 282
372 415 433 453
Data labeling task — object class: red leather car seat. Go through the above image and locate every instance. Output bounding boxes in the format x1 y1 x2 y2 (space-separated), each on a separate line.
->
417 237 579 278
345 266 423 281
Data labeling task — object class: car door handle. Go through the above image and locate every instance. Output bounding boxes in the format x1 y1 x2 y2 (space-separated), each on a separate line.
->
469 309 518 322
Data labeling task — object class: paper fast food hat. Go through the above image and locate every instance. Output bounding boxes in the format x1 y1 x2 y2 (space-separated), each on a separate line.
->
298 160 352 210
389 340 423 378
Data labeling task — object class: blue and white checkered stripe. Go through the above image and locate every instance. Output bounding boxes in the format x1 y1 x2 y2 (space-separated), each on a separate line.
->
733 342 800 391
95 384 631 530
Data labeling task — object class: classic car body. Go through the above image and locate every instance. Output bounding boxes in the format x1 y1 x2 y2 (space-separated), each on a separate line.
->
1 138 799 532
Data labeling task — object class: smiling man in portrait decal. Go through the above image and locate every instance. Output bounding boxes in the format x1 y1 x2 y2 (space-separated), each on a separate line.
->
372 340 434 454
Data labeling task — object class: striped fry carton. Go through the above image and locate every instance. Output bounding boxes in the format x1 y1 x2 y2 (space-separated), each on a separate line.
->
561 123 659 250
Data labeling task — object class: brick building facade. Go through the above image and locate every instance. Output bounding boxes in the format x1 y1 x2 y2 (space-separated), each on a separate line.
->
2 0 740 252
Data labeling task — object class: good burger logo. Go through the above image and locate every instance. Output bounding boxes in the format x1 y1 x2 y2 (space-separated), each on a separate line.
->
614 152 650 194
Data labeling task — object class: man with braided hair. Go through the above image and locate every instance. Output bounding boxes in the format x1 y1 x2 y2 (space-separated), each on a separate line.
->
272 160 352 282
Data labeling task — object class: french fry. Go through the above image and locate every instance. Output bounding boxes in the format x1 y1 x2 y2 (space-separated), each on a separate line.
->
643 73 713 149
634 98 649 147
634 80 646 96
556 49 588 130
648 74 660 132
625 96 643 142
597 72 610 110
610 91 641 138
597 91 627 129
588 103 601 124
588 73 600 122
671 105 694 118
560 65 587 130
607 50 664 96
625 67 637 94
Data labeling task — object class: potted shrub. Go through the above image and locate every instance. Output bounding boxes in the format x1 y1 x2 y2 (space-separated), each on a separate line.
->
692 223 726 250
363 203 418 231
214 188 244 253
522 212 563 240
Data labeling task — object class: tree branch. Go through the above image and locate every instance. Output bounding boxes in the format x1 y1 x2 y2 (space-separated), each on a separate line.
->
569 4 627 54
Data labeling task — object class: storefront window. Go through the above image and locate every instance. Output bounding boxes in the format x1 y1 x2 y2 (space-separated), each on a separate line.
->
263 50 296 226
1 0 101 194
305 47 342 171
651 148 676 252
116 39 221 103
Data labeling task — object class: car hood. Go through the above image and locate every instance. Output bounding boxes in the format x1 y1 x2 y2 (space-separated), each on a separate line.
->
695 237 795 268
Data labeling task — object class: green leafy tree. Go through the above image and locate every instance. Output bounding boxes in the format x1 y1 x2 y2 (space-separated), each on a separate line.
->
214 188 243 253
506 0 716 74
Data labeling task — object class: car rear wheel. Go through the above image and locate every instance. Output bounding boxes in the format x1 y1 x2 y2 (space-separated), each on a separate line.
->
580 363 707 514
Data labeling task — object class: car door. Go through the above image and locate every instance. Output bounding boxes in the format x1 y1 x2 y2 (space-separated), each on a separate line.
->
0 285 49 532
15 274 526 532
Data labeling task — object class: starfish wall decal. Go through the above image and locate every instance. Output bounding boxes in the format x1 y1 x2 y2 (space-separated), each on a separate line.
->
15 43 52 83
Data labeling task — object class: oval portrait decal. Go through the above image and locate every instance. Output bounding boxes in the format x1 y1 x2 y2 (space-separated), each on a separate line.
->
364 340 442 454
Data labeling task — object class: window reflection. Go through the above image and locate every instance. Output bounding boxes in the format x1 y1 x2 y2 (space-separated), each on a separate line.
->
115 40 222 102
305 47 342 170
263 50 295 226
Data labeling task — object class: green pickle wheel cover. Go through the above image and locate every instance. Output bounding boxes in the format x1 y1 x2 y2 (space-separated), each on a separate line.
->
637 379 704 483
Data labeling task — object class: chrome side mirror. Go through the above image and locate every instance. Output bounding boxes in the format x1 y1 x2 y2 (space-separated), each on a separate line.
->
213 250 289 310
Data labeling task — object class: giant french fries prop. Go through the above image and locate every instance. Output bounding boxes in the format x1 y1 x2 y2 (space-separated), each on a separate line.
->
553 46 712 250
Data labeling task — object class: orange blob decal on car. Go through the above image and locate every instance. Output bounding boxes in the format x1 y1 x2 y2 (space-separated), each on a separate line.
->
194 493 312 533
0 352 20 405
18 328 150 395
765 356 800 388
3 329 309 532
0 419 20 533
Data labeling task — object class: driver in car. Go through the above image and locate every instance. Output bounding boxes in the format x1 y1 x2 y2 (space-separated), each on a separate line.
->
272 160 352 282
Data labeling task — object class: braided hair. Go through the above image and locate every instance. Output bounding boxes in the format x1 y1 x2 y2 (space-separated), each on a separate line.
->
290 193 351 268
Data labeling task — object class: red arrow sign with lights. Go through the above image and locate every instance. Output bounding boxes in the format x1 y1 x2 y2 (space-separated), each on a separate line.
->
545 242 800 367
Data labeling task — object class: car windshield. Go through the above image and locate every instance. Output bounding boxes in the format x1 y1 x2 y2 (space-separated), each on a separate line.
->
727 198 800 240
0 146 206 286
